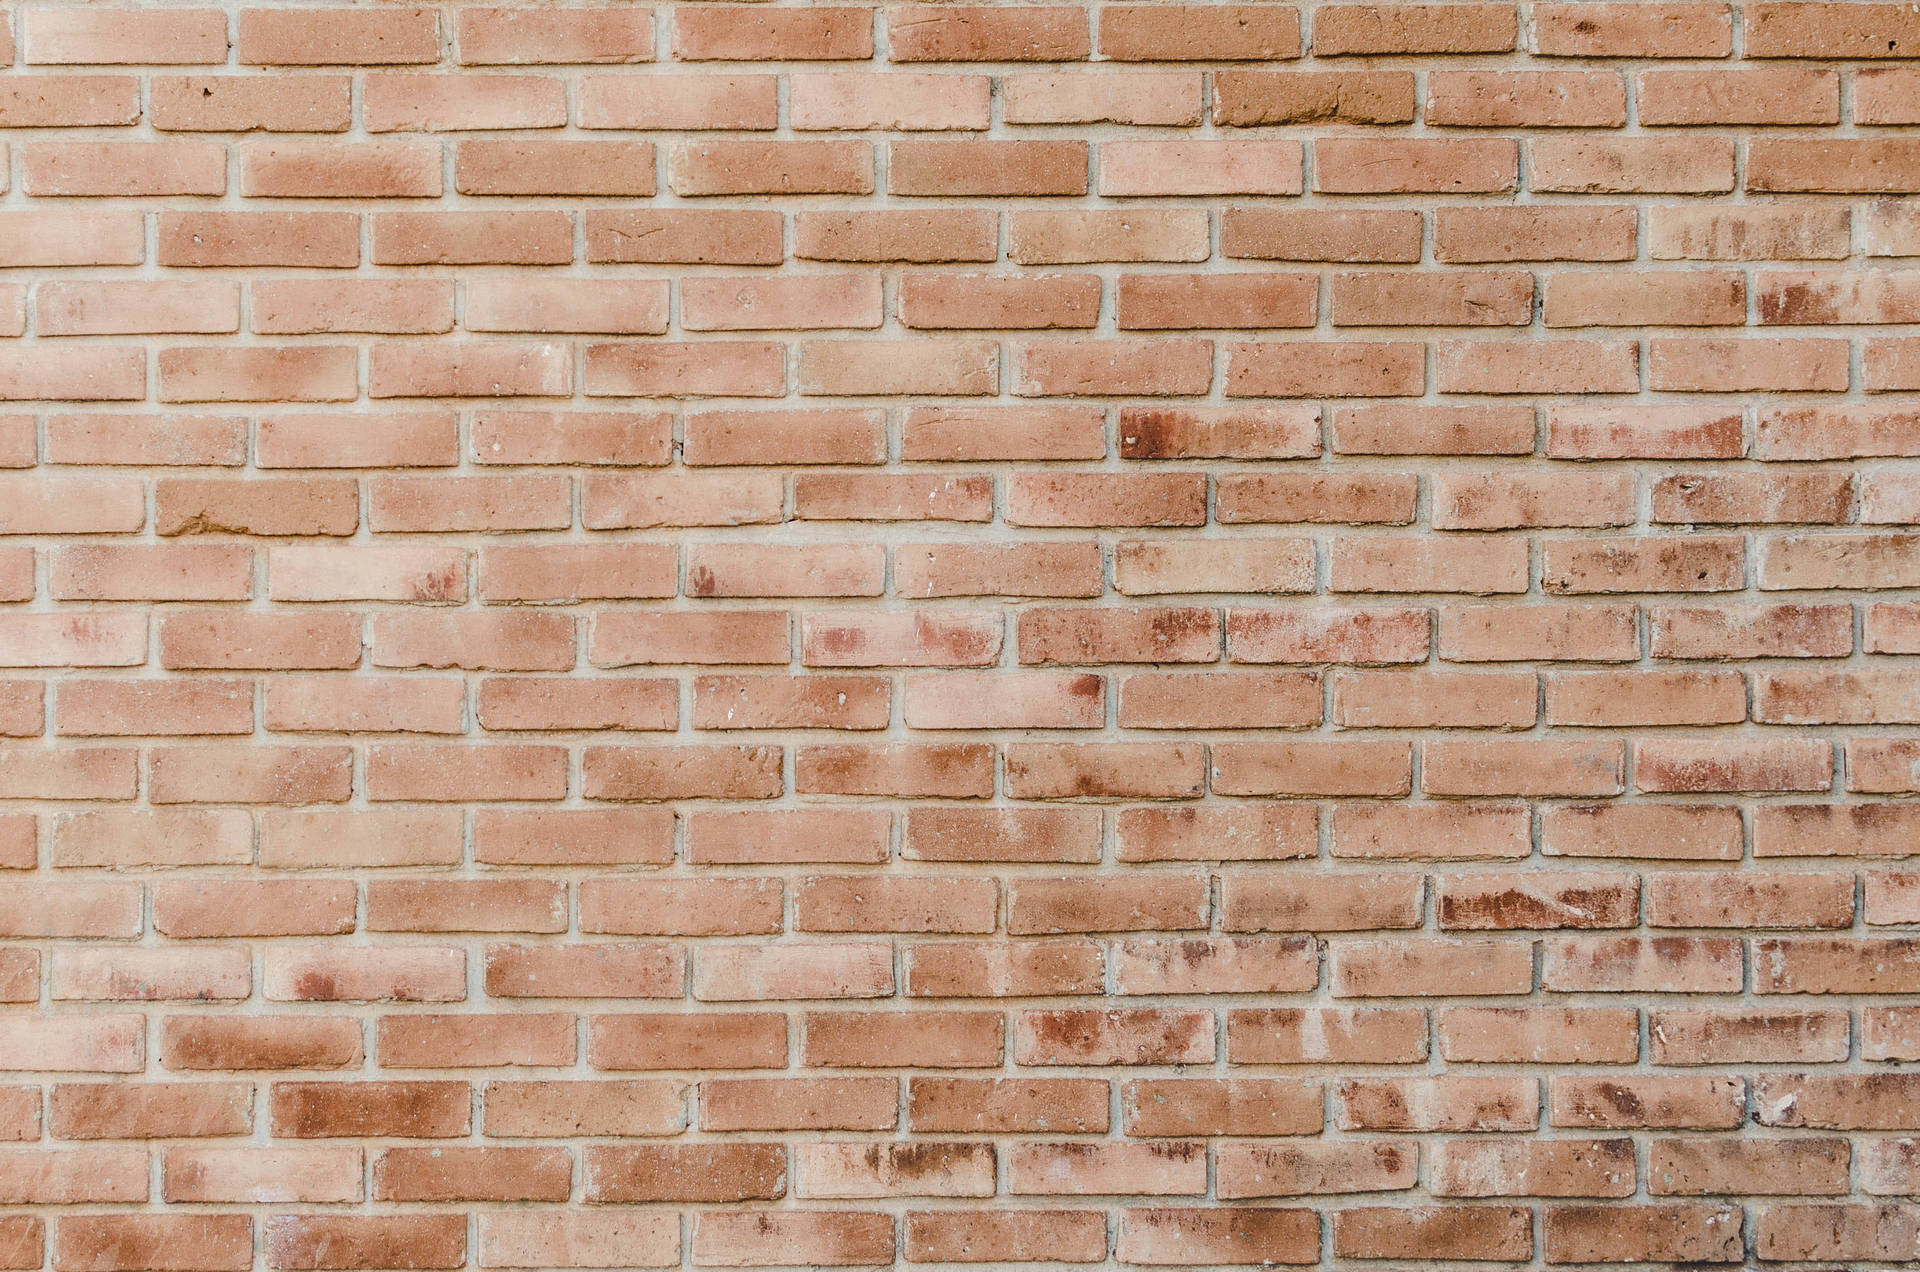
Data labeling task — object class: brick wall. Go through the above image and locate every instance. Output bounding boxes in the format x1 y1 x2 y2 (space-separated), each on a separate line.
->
0 1 1917 1267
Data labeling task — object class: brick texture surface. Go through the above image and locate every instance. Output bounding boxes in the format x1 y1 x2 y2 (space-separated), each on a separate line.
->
0 1 1917 1267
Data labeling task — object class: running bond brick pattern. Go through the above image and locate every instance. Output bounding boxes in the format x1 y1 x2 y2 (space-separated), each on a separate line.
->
2 1 1920 1268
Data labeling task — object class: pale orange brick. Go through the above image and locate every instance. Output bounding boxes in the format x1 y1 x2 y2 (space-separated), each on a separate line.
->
458 8 654 64
1428 69 1626 126
1101 4 1297 58
791 72 989 130
238 8 440 65
1006 71 1201 125
1533 3 1731 56
26 9 230 64
1315 138 1517 193
1215 69 1412 125
1534 137 1735 193
889 6 1091 61
1012 209 1209 264
1316 3 1516 54
241 140 443 198
152 73 346 129
683 277 882 333
365 73 564 132
1098 140 1301 196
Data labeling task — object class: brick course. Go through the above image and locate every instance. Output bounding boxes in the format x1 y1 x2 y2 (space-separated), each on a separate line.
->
0 1 1917 1266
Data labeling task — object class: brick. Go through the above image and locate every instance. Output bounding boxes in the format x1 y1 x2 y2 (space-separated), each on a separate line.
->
1217 473 1416 523
242 141 442 198
1438 871 1638 930
1223 209 1418 263
40 280 238 336
1436 206 1637 263
55 1215 252 1272
165 1146 362 1204
372 214 572 268
486 1078 683 1137
479 1214 676 1269
1101 5 1299 59
890 140 1086 197
903 274 1100 330
587 210 781 266
1745 3 1920 57
21 139 189 196
239 9 440 65
1230 1008 1429 1065
1005 71 1201 125
1227 340 1425 397
252 280 452 337
670 140 873 197
1548 271 1745 327
1316 4 1516 54
799 210 997 263
150 74 349 131
1333 271 1532 326
457 8 654 65
365 74 564 131
26 9 229 64
1216 70 1412 125
159 211 359 270
1005 742 1205 799
0 4 1904 1255
1333 937 1533 997
1099 140 1301 196
1549 1205 1744 1264
1315 138 1517 193
1336 802 1530 859
1550 1075 1745 1131
792 72 990 131
43 413 240 469
1655 205 1852 262
1534 3 1731 55
698 1076 890 1137
1331 535 1529 593
1650 1008 1849 1064
1224 872 1420 929
1218 1140 1416 1197
0 348 146 403
1337 1077 1538 1132
1859 67 1920 123
1640 67 1839 125
906 1211 1105 1264
267 1216 465 1271
684 280 880 335
1536 137 1737 194
1428 70 1626 126
691 1212 892 1268
159 346 357 403
673 6 873 60
1118 1208 1319 1265
1752 138 1920 192
1438 1006 1638 1063
1010 1141 1206 1195
457 141 656 198
160 612 362 672
161 1014 359 1071
908 941 1104 998
1014 339 1210 397
1333 1206 1532 1261
804 1010 1004 1068
58 680 253 737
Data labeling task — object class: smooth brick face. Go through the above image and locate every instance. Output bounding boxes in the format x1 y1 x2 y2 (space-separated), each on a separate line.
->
0 4 1908 1264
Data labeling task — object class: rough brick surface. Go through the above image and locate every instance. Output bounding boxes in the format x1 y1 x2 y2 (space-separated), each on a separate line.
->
0 1 1916 1267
